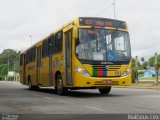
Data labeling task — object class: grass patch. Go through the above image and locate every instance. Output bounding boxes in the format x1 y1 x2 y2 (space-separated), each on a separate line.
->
138 77 160 80
131 83 160 89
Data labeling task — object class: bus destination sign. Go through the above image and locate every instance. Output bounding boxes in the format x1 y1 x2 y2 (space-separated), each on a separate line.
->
79 17 126 29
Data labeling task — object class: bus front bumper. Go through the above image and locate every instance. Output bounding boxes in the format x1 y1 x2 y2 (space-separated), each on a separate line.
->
71 72 132 88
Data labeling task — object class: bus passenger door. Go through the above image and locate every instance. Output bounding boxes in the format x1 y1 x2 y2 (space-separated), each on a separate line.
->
64 30 72 86
36 46 42 85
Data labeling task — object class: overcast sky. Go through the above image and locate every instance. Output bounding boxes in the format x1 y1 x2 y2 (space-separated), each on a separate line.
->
0 0 159 60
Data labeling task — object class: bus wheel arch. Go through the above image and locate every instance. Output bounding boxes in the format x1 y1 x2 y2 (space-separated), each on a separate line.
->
55 71 68 95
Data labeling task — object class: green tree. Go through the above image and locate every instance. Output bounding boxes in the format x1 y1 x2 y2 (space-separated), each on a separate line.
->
148 55 160 67
0 64 8 78
141 57 145 63
142 61 149 69
0 49 20 78
141 57 145 69
131 58 137 83
149 56 155 67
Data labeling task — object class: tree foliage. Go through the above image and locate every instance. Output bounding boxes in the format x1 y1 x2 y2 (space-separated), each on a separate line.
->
142 61 149 69
148 55 160 67
141 57 145 63
0 49 20 78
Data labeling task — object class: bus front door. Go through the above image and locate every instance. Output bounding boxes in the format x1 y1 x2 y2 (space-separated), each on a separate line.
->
64 30 72 86
36 46 42 85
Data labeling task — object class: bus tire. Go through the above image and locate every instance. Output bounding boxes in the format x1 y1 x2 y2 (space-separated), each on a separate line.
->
28 76 39 90
56 74 68 95
28 80 39 90
28 77 33 90
98 86 111 95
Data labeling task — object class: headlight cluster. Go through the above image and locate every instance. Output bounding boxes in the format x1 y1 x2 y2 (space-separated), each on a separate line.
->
121 68 132 77
75 66 91 77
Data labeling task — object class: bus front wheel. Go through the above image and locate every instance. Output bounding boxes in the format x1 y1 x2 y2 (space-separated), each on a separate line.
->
98 86 111 94
56 74 68 95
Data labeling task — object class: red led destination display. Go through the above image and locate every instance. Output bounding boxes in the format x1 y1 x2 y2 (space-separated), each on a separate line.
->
79 17 126 29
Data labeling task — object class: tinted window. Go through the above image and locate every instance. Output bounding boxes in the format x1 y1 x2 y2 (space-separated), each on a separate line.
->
48 34 54 55
20 54 23 66
42 39 49 58
55 31 63 53
26 47 36 64
32 47 36 61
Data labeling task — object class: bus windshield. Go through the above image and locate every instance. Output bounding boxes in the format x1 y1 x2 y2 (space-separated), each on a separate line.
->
76 29 131 61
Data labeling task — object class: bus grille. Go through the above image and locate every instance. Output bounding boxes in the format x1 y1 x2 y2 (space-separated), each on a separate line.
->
92 65 121 77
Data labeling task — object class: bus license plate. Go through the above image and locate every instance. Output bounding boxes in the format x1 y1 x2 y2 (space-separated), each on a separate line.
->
103 80 112 84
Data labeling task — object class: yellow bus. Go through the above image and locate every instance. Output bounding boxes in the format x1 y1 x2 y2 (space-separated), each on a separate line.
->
19 17 132 95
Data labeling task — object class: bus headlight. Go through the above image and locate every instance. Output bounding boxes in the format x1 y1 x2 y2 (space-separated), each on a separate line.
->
75 66 91 77
121 68 132 77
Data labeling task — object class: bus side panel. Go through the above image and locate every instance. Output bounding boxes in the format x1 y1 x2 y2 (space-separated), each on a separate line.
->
25 62 36 86
40 57 50 86
49 56 53 86
52 53 64 86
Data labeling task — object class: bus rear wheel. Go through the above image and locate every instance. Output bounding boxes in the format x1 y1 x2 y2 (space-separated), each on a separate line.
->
28 77 39 90
98 86 111 94
56 74 68 95
28 79 34 90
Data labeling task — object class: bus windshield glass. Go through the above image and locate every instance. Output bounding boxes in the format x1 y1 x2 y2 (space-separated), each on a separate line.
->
76 29 131 61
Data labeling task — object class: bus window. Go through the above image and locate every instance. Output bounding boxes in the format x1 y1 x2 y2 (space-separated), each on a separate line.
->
48 34 54 55
55 31 63 53
20 54 23 66
42 39 49 58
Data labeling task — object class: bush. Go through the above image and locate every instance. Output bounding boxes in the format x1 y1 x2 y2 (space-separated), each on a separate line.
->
131 67 137 83
132 71 136 83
